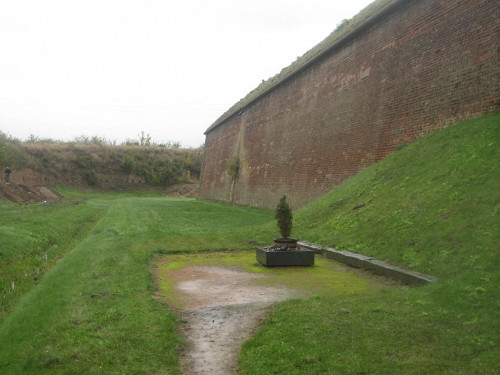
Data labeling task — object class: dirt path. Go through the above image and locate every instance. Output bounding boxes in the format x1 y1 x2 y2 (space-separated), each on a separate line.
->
166 266 297 375
153 252 399 375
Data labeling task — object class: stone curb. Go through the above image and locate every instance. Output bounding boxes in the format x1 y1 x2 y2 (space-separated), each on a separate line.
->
298 241 437 286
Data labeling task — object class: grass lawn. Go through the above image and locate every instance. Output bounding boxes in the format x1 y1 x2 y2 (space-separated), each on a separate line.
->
240 112 500 374
0 196 274 374
0 195 106 323
0 112 498 374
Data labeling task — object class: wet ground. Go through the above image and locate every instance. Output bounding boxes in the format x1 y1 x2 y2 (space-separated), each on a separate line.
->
152 251 400 375
170 266 292 374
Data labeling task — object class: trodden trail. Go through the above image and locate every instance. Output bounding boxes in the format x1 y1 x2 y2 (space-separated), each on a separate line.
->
166 266 295 375
152 252 399 375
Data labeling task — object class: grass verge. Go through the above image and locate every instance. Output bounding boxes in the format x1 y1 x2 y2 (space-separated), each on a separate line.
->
239 112 500 374
0 194 106 323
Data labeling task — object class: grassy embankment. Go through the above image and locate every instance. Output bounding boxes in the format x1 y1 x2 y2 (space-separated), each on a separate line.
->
0 193 105 322
240 112 499 374
0 112 498 373
0 132 203 187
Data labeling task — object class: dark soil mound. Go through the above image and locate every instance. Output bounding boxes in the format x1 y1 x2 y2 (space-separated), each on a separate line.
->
0 184 63 204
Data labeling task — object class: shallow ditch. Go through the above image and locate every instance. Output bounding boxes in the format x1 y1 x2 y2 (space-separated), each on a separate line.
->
152 251 401 375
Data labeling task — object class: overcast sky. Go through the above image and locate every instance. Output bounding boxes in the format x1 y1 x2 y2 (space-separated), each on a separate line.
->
1 0 373 147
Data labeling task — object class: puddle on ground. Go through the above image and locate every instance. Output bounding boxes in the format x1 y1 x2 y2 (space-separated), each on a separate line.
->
152 251 400 375
168 266 291 310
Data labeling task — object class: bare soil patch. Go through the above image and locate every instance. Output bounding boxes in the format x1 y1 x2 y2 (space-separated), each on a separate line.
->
0 183 62 203
153 253 399 375
170 266 294 375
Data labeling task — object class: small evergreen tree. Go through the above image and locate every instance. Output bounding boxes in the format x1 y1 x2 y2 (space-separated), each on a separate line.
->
275 195 293 239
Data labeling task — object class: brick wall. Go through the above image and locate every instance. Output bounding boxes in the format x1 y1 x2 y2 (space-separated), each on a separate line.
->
200 0 500 209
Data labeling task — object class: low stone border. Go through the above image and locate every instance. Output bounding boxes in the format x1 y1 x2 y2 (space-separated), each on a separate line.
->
298 241 437 286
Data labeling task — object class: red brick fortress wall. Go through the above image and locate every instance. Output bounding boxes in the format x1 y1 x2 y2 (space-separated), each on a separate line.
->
200 0 500 209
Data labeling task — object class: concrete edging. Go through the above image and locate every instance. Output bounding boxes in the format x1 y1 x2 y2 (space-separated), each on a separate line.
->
298 241 437 286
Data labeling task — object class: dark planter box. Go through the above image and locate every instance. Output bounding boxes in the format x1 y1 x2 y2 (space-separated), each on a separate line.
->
256 247 315 266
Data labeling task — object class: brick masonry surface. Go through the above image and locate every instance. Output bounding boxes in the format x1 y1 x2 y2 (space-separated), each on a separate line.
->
200 0 500 209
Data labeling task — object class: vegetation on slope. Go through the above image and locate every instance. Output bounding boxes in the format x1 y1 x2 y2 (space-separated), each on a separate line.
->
239 112 500 373
0 132 203 187
0 196 106 323
0 132 32 170
0 189 170 325
296 112 499 277
25 142 202 186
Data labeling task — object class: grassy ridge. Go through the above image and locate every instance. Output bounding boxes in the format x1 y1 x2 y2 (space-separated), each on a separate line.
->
0 196 273 374
0 131 203 187
24 142 203 186
294 112 499 278
239 112 500 374
0 197 107 323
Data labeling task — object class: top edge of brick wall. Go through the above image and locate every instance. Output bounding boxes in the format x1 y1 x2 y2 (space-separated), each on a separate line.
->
204 0 411 135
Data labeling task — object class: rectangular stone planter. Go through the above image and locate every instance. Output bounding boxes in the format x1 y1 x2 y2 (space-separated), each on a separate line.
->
256 248 315 266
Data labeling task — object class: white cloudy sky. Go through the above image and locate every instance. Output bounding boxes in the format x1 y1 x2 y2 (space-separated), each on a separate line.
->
0 0 373 147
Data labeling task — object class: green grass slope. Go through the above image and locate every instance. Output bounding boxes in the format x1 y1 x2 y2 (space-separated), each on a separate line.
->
296 112 499 278
240 112 500 374
0 197 106 323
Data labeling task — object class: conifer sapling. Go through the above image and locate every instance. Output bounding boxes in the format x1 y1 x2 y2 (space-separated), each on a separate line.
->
275 195 293 239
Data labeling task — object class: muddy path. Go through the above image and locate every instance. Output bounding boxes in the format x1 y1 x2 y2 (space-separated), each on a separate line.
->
153 252 399 375
168 266 295 375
